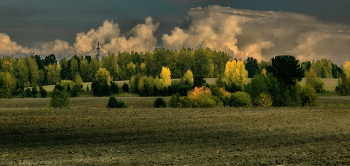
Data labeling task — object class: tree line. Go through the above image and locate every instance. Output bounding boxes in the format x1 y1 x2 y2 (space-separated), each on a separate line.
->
0 47 344 99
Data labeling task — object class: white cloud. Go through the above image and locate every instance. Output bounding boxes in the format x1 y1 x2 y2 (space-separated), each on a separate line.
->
103 16 159 53
74 20 121 54
0 17 159 57
0 33 31 55
1 5 350 65
162 5 350 63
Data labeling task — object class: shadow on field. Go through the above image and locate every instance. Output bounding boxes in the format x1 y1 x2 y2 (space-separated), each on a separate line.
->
1 105 350 165
2 124 350 149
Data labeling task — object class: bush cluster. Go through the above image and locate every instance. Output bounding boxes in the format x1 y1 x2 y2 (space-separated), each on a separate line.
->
128 74 194 97
154 98 166 108
92 81 119 96
229 91 251 107
106 97 126 108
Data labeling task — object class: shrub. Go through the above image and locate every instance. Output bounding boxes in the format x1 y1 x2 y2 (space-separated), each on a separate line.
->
192 94 221 108
177 85 191 96
31 84 38 98
20 90 25 98
106 97 126 108
70 86 78 97
257 92 272 107
299 85 318 107
154 97 166 108
211 85 231 106
168 93 181 108
39 86 47 98
54 84 64 91
122 82 129 92
110 81 119 94
229 91 251 107
49 89 70 108
25 88 32 97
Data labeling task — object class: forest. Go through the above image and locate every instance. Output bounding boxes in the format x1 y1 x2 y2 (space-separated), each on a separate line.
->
0 47 348 108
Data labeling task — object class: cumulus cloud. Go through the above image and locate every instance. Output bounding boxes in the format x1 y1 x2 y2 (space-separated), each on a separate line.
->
33 39 74 56
0 17 159 57
162 5 350 63
73 16 159 55
0 33 31 55
1 5 350 64
103 17 159 53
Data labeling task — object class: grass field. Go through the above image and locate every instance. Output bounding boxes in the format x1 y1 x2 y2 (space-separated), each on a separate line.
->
1 96 350 165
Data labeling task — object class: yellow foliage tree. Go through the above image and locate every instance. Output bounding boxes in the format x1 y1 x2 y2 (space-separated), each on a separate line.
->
344 61 350 78
160 66 171 87
95 68 111 86
181 70 194 87
224 60 248 90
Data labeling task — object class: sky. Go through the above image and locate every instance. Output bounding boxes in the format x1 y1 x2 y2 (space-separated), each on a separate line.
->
1 0 350 64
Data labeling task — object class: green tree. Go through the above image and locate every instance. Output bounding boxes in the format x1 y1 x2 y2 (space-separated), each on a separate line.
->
39 85 47 98
266 55 304 86
192 48 211 77
59 58 69 80
45 63 62 85
177 48 194 76
26 57 39 86
210 50 229 78
0 72 17 98
43 54 57 66
89 57 101 81
305 68 325 92
154 76 164 91
245 57 259 78
126 62 137 78
73 74 83 92
31 84 38 97
102 52 118 80
129 74 141 93
14 57 29 88
80 58 90 82
245 73 271 106
122 82 129 92
299 85 318 107
49 88 70 109
181 70 194 87
68 57 80 80
138 76 154 96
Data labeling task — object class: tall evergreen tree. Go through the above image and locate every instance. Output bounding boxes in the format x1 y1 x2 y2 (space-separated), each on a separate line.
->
266 55 304 86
